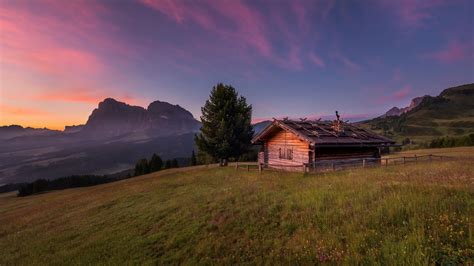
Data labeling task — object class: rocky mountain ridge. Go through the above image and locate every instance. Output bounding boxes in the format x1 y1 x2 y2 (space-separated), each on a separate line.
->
381 95 429 117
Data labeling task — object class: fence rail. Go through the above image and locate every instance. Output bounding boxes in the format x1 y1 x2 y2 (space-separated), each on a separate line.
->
235 154 455 173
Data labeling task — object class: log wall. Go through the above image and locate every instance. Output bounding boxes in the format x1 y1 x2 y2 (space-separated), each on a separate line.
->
266 129 310 166
314 146 380 161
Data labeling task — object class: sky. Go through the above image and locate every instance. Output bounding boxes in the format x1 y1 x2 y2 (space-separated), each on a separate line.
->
0 0 473 130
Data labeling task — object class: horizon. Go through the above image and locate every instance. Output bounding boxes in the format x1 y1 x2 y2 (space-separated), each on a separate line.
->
0 82 456 131
1 0 473 130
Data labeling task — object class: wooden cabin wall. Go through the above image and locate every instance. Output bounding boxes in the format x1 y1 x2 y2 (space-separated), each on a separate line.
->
266 130 310 166
314 146 380 161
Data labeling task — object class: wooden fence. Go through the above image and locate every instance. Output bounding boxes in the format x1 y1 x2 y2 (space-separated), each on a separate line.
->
234 154 454 173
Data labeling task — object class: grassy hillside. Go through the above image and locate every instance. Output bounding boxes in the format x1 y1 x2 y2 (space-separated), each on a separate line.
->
1 147 473 264
361 83 474 146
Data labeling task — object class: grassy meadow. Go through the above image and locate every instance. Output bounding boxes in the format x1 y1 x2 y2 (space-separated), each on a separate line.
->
0 148 473 264
386 146 474 158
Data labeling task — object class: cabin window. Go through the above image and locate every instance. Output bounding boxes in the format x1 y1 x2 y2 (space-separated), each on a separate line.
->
278 147 293 160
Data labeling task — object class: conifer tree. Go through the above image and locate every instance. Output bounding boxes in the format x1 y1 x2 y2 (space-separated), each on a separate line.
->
134 158 149 176
164 160 172 169
149 153 163 172
195 83 254 166
190 150 197 166
171 158 179 168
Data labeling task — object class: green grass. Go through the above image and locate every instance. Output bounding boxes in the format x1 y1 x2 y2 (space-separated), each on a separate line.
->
360 83 474 145
1 149 473 264
386 146 474 158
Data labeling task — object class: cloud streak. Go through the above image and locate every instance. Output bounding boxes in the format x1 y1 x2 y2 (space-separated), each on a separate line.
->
377 85 412 104
421 40 473 63
0 1 112 77
335 54 361 71
140 0 335 71
141 0 272 58
0 104 49 117
378 0 448 28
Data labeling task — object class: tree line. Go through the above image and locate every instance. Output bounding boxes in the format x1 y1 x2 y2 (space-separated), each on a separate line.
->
425 133 474 148
399 133 474 151
17 175 120 197
133 154 187 176
13 83 256 196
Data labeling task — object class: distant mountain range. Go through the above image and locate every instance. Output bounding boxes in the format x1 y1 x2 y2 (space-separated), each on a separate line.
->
83 98 201 138
359 83 474 143
0 98 201 184
380 96 429 118
2 83 472 184
0 125 60 140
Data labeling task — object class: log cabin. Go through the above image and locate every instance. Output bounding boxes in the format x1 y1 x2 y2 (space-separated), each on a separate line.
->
252 116 395 171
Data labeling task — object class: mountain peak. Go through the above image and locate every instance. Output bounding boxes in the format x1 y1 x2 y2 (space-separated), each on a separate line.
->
147 100 194 119
82 98 200 138
381 95 430 117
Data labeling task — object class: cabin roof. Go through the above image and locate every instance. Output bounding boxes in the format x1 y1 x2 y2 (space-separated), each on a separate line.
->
252 119 396 146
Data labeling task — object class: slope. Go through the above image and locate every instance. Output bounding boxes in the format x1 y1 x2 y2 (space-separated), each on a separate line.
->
1 153 472 264
361 83 474 144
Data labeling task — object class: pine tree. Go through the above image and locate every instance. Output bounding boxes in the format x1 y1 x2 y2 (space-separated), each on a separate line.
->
164 160 172 169
190 150 197 166
171 158 179 168
195 83 254 166
134 158 149 176
149 153 163 172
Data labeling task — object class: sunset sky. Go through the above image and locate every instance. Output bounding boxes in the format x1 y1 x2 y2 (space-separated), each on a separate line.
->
0 0 473 130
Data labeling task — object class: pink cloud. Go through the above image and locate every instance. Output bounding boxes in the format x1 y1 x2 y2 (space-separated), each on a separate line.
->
378 0 448 28
308 52 325 68
335 54 361 71
141 0 272 58
0 104 49 116
377 85 412 104
0 0 143 124
422 40 473 63
2 47 104 76
32 89 105 104
0 1 131 78
140 0 336 71
29 88 146 106
274 45 304 71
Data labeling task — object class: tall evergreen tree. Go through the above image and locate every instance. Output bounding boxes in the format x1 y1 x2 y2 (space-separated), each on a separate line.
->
164 160 172 169
149 153 163 172
190 150 197 166
171 158 179 168
134 158 149 176
195 83 254 166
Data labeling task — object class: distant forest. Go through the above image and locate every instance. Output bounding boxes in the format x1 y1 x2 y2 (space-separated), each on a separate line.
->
17 175 119 197
1 154 191 197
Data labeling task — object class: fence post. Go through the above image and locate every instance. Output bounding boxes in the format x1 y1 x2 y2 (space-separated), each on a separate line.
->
429 154 432 162
362 159 366 168
247 165 250 172
415 155 417 164
259 163 262 173
332 163 336 171
235 162 238 169
385 158 388 166
403 157 406 164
